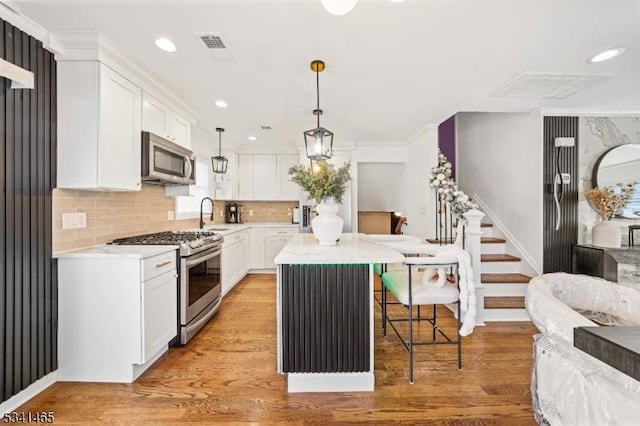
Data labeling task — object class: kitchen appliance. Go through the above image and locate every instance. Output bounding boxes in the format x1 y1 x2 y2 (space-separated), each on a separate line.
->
141 131 196 186
292 207 300 224
112 230 223 344
300 204 315 233
225 203 243 224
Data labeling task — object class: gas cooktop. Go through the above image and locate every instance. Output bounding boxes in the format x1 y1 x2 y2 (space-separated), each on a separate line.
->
111 231 223 256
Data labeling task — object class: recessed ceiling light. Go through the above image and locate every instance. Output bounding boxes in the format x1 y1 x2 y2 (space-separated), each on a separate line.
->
248 136 257 141
215 100 228 108
389 0 405 2
155 38 176 52
587 47 625 63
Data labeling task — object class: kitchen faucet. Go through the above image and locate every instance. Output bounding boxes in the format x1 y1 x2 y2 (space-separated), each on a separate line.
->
200 197 215 229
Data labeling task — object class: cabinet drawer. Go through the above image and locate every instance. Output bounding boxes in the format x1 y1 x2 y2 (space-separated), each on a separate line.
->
142 251 177 281
266 229 297 238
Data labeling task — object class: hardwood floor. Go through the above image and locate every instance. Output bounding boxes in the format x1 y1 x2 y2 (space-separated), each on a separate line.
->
19 274 539 425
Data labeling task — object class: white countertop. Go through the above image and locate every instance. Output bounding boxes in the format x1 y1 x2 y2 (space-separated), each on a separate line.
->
275 233 405 265
54 244 178 259
200 222 298 236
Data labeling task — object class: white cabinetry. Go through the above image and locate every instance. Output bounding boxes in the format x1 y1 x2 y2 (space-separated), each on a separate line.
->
58 61 142 191
250 227 297 271
221 230 249 295
238 154 299 201
57 248 178 382
142 92 191 149
265 229 297 268
238 154 255 200
214 151 239 200
250 228 267 269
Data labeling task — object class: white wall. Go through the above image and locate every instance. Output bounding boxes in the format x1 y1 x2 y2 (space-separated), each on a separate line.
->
456 112 543 271
398 125 439 239
358 163 405 211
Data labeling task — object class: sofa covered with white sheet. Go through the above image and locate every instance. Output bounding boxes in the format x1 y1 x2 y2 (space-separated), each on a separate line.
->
525 272 640 425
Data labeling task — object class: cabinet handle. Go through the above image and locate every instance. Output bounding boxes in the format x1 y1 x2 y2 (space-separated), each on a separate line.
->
155 260 172 268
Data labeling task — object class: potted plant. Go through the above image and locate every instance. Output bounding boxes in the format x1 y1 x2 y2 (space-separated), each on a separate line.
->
288 161 351 245
584 182 636 247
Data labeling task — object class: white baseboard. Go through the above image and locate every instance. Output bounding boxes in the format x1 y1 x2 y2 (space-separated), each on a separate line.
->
0 371 58 415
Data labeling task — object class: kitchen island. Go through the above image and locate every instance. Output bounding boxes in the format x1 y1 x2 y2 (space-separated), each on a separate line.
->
274 233 404 392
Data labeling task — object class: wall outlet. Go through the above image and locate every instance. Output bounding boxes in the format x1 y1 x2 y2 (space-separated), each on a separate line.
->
167 210 175 221
249 209 254 217
62 212 86 229
287 208 292 216
220 209 224 217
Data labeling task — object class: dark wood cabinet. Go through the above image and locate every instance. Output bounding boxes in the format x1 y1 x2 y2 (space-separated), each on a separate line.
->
572 245 619 281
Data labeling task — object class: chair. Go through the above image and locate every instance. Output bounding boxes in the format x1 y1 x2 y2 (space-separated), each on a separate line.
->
382 254 461 384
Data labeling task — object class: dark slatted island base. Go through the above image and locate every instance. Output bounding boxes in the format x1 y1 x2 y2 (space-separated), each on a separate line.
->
274 233 404 392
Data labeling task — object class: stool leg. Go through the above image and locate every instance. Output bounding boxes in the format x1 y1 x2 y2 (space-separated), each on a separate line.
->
432 304 437 341
382 281 387 337
409 267 414 384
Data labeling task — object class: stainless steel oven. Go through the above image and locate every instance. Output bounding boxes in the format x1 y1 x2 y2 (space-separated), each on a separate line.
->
111 230 224 345
180 245 222 344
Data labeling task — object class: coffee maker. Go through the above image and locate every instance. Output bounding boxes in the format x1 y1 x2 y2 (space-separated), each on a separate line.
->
225 203 243 224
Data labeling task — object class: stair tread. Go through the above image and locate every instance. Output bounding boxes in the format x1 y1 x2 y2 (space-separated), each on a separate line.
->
481 254 521 262
482 273 532 284
425 236 506 244
485 296 525 309
481 237 506 243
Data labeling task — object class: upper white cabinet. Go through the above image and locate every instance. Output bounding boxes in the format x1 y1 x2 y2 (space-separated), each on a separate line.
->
213 151 239 200
58 61 142 191
238 154 255 200
142 92 191 149
238 154 299 201
278 155 300 200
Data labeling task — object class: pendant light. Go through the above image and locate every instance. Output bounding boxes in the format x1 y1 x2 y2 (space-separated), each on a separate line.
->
303 60 334 161
211 127 228 174
320 0 358 15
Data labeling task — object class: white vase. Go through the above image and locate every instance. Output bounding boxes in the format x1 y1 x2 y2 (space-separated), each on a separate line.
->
312 198 344 246
592 220 621 248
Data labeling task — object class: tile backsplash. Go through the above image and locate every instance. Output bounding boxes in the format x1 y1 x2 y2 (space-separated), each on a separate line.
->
53 186 298 252
234 200 298 223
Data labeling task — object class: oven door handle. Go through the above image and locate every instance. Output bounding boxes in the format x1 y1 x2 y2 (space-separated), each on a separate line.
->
185 248 222 267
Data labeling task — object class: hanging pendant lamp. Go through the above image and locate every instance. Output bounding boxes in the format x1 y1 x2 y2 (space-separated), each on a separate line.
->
320 0 358 15
303 60 334 161
212 127 228 174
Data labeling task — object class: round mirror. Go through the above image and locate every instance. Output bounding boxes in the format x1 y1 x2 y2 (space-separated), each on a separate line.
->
592 144 640 218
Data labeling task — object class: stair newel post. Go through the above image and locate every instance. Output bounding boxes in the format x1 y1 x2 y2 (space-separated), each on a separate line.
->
463 208 486 326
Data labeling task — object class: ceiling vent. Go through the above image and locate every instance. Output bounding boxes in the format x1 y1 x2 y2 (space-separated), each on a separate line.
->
195 32 234 62
261 125 273 130
491 72 612 99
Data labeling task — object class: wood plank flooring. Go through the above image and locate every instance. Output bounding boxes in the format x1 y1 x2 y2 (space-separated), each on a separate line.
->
18 274 539 425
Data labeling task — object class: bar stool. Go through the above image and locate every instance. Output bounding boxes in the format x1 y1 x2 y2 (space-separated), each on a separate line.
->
629 225 640 247
381 255 461 384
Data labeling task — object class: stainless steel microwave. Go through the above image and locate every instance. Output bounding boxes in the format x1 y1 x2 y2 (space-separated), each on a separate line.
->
141 131 196 185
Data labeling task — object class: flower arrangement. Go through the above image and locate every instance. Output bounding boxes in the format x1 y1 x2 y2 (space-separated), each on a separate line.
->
584 183 636 220
288 160 352 204
428 150 477 219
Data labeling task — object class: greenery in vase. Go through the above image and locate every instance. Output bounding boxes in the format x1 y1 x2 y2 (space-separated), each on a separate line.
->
584 182 636 220
288 160 351 204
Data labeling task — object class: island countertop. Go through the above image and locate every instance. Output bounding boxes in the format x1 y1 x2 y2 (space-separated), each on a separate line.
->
274 233 405 265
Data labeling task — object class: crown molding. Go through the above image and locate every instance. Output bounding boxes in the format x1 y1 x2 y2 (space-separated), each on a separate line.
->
0 2 60 52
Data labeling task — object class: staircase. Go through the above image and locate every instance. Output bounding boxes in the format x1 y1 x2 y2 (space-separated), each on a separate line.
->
479 223 532 321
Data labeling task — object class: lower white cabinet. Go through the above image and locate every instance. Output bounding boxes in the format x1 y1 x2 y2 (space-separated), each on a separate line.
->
250 228 267 269
266 229 297 268
57 248 178 383
221 230 249 295
250 227 297 271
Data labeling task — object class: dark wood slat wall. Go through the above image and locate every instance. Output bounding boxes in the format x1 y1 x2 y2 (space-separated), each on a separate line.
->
543 116 579 273
1 17 57 403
